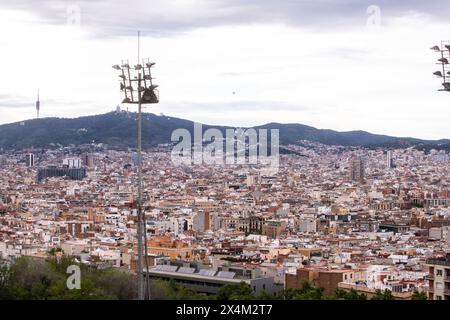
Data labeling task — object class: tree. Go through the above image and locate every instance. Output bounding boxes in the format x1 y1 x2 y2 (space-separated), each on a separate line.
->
0 256 128 300
89 268 137 300
257 290 279 300
411 290 427 300
276 281 324 300
48 247 63 256
149 279 209 300
371 289 394 300
216 282 255 300
0 261 12 299
333 288 367 300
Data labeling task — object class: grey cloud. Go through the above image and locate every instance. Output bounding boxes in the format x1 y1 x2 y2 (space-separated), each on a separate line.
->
0 95 35 109
1 0 449 38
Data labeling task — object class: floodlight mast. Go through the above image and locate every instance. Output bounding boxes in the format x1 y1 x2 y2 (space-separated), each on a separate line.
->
112 31 159 301
431 41 450 92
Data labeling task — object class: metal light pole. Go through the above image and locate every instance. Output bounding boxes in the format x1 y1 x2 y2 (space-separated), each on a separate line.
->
112 31 159 300
431 41 450 92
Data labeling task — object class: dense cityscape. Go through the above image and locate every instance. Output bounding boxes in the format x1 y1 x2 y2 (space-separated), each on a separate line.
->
1 1 450 313
1 116 449 300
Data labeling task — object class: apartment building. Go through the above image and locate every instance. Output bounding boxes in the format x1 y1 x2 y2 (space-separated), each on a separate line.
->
426 253 450 300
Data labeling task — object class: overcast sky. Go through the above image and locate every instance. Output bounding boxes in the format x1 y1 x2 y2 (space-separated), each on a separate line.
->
0 0 450 139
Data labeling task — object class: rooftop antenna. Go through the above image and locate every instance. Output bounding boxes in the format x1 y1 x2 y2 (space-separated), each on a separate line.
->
112 30 159 301
36 88 40 119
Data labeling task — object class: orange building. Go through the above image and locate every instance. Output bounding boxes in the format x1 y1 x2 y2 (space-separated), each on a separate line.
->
147 235 192 260
286 267 366 296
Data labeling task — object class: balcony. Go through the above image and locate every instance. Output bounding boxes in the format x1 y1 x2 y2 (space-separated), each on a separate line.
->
426 259 450 267
425 274 434 280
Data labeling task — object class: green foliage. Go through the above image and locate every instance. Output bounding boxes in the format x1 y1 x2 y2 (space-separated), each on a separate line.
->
411 290 427 300
371 289 394 300
334 288 367 300
150 279 209 300
48 247 63 256
0 256 133 300
216 282 255 300
257 290 280 300
0 258 407 301
282 281 325 300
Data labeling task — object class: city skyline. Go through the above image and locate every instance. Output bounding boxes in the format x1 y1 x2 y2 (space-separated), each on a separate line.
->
2 0 450 307
1 1 450 139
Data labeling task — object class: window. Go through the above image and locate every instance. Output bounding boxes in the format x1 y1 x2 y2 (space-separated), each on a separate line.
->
436 269 443 277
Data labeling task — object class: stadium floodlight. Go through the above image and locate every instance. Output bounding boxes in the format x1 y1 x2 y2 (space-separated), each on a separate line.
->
112 31 159 301
430 41 450 92
112 62 159 104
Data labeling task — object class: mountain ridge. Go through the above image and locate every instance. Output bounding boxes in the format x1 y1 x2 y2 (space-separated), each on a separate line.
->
0 111 449 151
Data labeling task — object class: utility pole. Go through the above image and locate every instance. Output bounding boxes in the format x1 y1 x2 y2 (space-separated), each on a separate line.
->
112 31 159 300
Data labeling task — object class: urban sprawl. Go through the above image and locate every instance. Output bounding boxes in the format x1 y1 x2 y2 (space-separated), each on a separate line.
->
0 139 449 300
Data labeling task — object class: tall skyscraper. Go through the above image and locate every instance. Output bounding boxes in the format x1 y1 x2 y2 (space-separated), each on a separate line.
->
25 154 35 167
350 156 365 183
83 154 94 168
387 151 394 169
0 155 6 166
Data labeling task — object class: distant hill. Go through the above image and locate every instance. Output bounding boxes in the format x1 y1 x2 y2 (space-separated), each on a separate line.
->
254 122 449 148
0 111 448 151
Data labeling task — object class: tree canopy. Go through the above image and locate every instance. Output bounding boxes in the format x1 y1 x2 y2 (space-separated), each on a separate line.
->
0 257 423 301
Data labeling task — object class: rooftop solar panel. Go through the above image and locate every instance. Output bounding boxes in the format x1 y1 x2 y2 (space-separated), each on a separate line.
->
216 271 236 279
156 265 178 272
163 265 178 272
177 267 195 274
198 269 217 277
